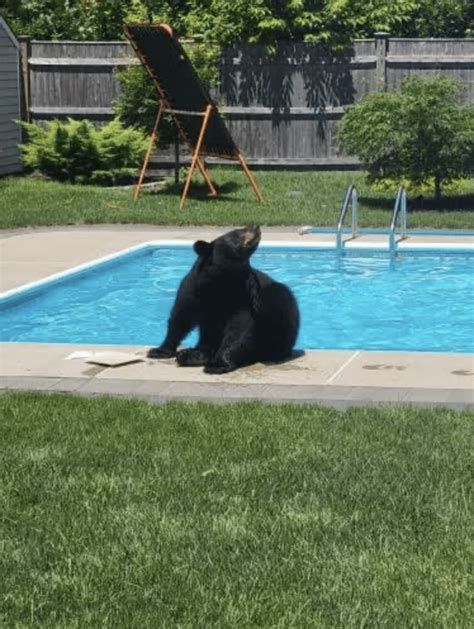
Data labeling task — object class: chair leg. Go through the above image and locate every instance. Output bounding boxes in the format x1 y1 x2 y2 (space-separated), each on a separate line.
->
197 158 217 196
236 152 264 204
134 101 165 200
179 105 213 209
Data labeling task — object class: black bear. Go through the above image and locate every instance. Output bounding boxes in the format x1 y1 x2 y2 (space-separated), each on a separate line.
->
147 226 300 373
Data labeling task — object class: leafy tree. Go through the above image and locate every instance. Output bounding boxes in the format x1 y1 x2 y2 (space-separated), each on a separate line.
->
320 0 473 44
2 0 472 42
399 0 474 38
124 0 189 30
320 0 416 46
337 77 474 199
86 0 135 40
0 0 135 39
1 0 82 39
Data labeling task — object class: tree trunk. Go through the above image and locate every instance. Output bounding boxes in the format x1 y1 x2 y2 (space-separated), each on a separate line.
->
434 175 442 201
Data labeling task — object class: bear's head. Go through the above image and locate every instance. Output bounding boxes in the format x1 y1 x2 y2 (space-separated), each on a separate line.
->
194 226 261 276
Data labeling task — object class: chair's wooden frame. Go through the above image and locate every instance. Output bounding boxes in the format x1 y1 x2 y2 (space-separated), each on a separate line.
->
124 23 263 209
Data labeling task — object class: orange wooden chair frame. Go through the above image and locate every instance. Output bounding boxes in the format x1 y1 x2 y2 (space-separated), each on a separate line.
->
125 23 263 209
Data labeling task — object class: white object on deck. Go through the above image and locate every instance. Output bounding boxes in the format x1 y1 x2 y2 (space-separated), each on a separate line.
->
65 350 144 367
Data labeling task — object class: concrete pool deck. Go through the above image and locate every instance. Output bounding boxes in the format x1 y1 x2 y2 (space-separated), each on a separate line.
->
1 225 473 409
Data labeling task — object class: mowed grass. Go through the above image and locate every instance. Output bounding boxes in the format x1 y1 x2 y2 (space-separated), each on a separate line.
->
1 392 472 627
1 170 473 229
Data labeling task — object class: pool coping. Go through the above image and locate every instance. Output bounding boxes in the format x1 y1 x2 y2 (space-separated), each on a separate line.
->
1 225 473 410
2 375 473 410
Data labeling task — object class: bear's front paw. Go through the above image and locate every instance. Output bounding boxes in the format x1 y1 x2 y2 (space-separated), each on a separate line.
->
176 348 208 367
147 347 176 359
204 361 236 374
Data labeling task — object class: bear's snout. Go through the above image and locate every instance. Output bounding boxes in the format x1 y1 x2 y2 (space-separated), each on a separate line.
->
242 225 261 248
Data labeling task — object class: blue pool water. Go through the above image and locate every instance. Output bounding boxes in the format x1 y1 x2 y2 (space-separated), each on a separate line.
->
1 245 473 353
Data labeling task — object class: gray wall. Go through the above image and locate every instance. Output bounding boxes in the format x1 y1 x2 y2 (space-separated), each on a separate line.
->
22 36 474 167
0 17 22 176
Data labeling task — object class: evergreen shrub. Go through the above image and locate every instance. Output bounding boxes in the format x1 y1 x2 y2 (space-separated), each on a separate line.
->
19 118 148 185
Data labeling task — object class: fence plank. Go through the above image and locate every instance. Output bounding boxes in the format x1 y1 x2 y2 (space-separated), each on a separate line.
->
29 57 138 66
30 106 113 115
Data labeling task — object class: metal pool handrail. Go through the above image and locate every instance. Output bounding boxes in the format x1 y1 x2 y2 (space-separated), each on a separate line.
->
389 186 407 254
336 185 358 252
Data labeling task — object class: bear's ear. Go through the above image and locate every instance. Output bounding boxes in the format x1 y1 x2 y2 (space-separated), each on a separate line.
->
194 240 212 257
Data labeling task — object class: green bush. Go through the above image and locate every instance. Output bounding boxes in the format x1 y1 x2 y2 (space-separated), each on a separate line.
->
337 76 474 199
19 118 148 184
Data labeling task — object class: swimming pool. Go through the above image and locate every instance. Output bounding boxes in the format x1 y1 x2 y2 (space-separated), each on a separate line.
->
1 243 473 353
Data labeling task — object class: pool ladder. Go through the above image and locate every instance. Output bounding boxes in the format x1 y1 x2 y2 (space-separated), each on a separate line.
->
336 185 358 252
336 184 407 254
389 185 408 254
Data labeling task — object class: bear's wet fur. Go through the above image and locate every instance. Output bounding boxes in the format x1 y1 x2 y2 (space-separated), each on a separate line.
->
147 226 300 374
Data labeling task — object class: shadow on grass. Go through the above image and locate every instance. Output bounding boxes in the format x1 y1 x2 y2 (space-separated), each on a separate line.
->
149 179 243 202
360 192 474 212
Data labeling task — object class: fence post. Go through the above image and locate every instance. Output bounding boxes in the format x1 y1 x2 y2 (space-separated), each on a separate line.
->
374 32 389 91
18 36 31 126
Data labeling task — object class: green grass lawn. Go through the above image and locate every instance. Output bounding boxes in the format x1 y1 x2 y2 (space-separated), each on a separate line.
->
1 170 473 229
1 392 472 627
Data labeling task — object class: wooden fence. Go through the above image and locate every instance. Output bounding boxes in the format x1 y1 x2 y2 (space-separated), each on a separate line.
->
20 35 474 168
